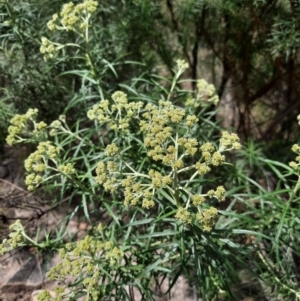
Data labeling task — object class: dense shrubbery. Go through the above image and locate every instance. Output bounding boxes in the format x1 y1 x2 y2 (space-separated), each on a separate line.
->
1 0 300 300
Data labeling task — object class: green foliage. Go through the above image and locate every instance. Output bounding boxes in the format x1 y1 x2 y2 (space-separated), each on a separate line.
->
3 52 242 299
2 0 300 300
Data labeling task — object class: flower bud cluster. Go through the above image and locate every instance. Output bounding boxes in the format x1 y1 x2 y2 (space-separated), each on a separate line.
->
39 37 59 60
49 119 63 136
40 0 98 60
140 100 199 165
176 59 189 73
195 206 218 232
24 141 61 191
196 79 219 105
87 91 143 133
288 115 300 171
58 163 76 175
6 109 79 191
47 0 98 32
92 91 240 232
185 79 219 108
289 143 300 170
39 231 123 301
0 220 25 255
175 185 226 231
6 108 46 145
219 131 241 151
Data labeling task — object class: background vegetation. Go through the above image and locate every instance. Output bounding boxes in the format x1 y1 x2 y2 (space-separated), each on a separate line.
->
1 0 300 300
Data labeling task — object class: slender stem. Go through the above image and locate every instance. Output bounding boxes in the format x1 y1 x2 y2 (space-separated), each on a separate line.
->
173 128 180 206
183 170 199 189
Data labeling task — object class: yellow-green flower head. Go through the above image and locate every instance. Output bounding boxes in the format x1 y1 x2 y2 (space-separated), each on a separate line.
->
61 2 75 16
172 159 184 169
7 108 41 145
40 37 50 52
105 143 119 156
95 161 107 184
289 161 298 170
24 141 61 190
207 189 215 198
6 126 21 145
38 141 60 159
176 59 189 72
162 175 172 187
47 21 55 31
214 185 226 201
0 220 26 254
211 151 225 166
142 100 198 165
121 176 133 188
193 195 205 206
36 121 47 130
149 170 171 189
58 163 76 175
32 163 46 172
83 0 98 13
10 114 26 126
175 207 192 224
25 108 39 118
112 91 128 106
220 131 241 150
185 96 197 108
195 162 211 175
40 37 57 58
47 0 98 33
186 115 199 127
37 290 51 301
196 206 218 232
184 138 198 156
169 108 185 123
292 144 300 153
107 161 118 173
46 239 110 295
87 91 142 133
200 142 215 153
142 198 155 209
9 219 23 232
196 79 219 106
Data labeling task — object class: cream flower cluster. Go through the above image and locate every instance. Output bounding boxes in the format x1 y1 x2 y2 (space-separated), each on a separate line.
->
47 0 98 32
39 230 123 301
0 220 25 255
24 141 76 191
24 141 61 191
186 79 219 108
6 108 47 145
40 0 98 60
93 91 241 232
87 91 143 132
39 37 58 60
289 115 300 171
6 108 78 191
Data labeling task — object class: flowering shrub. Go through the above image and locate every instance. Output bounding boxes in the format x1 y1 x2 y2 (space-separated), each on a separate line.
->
3 1 300 300
5 58 241 231
3 63 241 300
1 1 245 300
